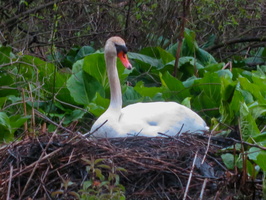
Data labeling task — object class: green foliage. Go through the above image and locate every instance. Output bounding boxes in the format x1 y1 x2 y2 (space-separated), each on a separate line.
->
50 158 126 200
0 112 29 142
78 158 126 200
0 29 266 190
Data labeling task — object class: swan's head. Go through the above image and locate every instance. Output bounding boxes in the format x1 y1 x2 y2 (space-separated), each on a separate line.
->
105 36 132 70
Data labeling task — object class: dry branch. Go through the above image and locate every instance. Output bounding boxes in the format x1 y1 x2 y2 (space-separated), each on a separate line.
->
206 37 266 51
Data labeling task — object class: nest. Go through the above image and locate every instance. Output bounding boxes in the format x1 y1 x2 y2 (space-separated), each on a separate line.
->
0 132 260 199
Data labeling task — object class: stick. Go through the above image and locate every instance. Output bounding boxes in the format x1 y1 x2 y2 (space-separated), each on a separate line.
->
7 164 13 200
201 122 219 164
83 120 108 137
183 150 198 200
199 178 208 200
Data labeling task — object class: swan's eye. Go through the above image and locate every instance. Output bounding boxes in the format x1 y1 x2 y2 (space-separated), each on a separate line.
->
115 44 128 55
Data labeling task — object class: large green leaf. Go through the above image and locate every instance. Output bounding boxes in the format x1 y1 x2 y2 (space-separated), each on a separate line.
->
219 75 238 124
67 70 104 105
182 28 198 56
196 48 217 65
9 115 29 134
0 46 15 64
193 72 221 103
221 153 235 170
0 112 11 133
122 86 142 105
239 102 261 140
0 74 18 97
254 150 266 172
160 72 190 101
239 76 266 104
75 46 95 60
62 109 86 125
139 47 175 65
249 103 266 120
88 93 110 117
54 71 76 104
0 112 27 142
134 81 164 99
83 53 128 88
181 29 217 66
128 52 162 69
83 53 107 86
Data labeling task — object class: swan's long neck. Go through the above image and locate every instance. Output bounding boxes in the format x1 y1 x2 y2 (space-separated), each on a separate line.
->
105 54 122 111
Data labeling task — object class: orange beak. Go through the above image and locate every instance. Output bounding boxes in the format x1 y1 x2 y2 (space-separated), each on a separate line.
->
117 51 132 70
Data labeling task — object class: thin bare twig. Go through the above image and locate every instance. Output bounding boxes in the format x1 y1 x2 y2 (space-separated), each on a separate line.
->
173 0 191 77
183 150 198 200
0 0 63 29
199 178 208 200
34 109 74 134
7 164 13 200
201 122 220 164
83 120 108 137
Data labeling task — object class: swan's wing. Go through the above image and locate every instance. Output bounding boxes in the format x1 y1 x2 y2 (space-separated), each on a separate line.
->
119 102 207 136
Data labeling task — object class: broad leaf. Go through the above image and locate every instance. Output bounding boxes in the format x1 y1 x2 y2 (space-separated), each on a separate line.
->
67 71 104 105
239 102 261 140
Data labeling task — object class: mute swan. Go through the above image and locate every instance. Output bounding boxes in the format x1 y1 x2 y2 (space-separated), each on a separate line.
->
90 36 208 138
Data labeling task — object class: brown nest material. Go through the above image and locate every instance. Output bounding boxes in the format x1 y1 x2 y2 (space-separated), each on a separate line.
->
0 132 260 199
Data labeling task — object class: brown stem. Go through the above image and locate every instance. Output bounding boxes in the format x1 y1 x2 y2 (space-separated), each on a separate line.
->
173 0 191 77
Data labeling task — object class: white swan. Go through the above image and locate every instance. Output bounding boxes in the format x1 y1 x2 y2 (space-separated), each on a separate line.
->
90 36 208 138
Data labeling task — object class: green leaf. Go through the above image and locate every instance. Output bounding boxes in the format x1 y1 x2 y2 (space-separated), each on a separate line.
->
239 102 261 140
89 93 109 117
82 180 92 190
82 53 107 86
72 59 84 73
128 52 162 69
221 153 235 169
95 168 104 180
94 158 105 165
176 57 205 80
97 164 111 169
139 47 175 65
248 147 261 161
249 104 266 120
193 72 221 116
0 112 11 132
196 48 217 65
182 28 197 56
67 71 104 105
0 46 15 64
75 46 95 60
9 115 29 134
239 76 266 104
83 53 127 89
181 97 191 108
63 109 86 125
0 112 18 142
256 151 266 171
160 72 190 101
134 81 163 99
219 77 238 124
0 74 18 97
122 86 142 105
